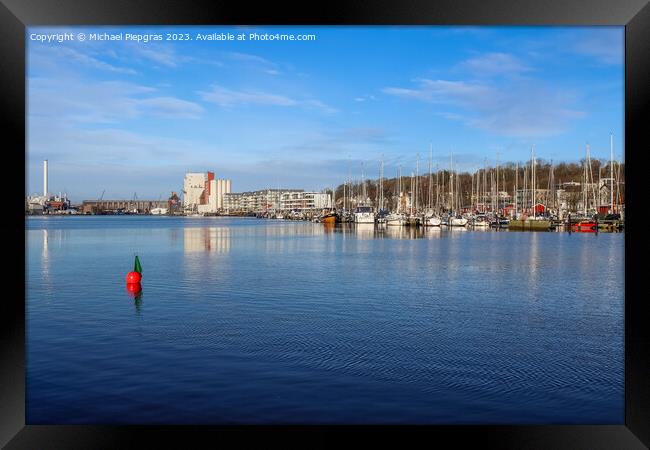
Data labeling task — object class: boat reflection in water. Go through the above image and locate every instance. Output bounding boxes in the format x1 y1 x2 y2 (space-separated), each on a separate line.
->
322 222 336 233
125 282 143 313
354 223 376 239
383 224 425 239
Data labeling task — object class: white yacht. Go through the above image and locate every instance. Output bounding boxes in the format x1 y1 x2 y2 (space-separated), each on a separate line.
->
472 215 490 228
385 212 406 226
354 205 375 224
449 216 468 227
422 210 442 227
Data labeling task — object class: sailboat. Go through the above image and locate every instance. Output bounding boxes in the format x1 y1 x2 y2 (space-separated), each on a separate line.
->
423 145 442 226
510 146 550 230
376 157 387 224
354 162 375 223
447 155 467 227
386 165 406 226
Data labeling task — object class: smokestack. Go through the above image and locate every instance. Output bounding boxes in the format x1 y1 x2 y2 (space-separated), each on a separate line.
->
43 160 48 198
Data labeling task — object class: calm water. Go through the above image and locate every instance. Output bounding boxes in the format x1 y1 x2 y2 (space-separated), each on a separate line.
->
26 216 624 424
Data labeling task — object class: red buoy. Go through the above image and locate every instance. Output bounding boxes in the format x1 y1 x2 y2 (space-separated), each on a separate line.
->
126 271 142 284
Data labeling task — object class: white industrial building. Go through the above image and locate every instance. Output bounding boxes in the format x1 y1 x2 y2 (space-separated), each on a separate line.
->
26 160 71 214
182 171 231 213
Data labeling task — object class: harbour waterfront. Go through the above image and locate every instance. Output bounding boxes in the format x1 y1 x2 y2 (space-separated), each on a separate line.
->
26 216 624 424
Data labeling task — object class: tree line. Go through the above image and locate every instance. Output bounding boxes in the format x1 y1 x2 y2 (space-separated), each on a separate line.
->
332 159 625 211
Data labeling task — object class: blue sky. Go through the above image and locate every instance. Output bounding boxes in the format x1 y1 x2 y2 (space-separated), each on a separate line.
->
26 26 624 201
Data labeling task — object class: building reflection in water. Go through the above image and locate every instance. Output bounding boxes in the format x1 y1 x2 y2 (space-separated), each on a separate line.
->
41 229 50 285
37 228 68 296
184 227 231 253
183 227 232 283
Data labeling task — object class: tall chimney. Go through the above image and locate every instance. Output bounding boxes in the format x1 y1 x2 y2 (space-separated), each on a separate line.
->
43 160 48 198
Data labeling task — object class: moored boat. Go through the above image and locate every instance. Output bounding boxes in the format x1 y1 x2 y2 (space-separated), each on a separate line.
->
354 205 375 223
471 215 490 228
572 220 597 232
449 216 468 227
423 215 442 226
509 217 551 230
386 212 406 226
320 211 337 224
490 217 510 228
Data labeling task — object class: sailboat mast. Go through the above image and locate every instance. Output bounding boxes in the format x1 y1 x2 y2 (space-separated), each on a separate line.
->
610 133 614 213
428 144 433 210
496 152 499 215
380 157 384 211
415 154 419 214
361 162 366 202
532 146 536 219
515 161 518 217
409 172 414 215
397 166 402 214
470 172 473 213
450 153 454 214
436 164 440 213
475 169 478 212
587 144 597 212
583 144 587 216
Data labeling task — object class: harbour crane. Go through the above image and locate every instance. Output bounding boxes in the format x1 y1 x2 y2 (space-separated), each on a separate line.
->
95 189 105 215
130 192 138 213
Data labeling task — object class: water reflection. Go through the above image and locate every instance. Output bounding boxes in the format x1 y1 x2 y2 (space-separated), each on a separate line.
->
184 227 231 253
354 223 376 239
323 222 336 233
170 228 179 246
41 229 49 281
528 231 540 295
384 226 425 240
125 283 143 314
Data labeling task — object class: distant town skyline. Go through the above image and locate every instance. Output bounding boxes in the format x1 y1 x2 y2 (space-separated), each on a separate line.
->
27 26 624 201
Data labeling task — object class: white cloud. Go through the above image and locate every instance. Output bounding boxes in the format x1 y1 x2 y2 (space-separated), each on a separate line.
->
198 84 336 113
29 77 204 123
199 84 298 107
225 51 281 75
383 78 584 138
304 99 338 114
354 95 377 102
460 52 532 77
133 45 179 67
139 97 204 119
57 47 137 74
572 29 623 65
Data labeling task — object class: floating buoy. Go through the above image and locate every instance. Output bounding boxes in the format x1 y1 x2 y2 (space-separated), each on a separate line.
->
126 271 142 283
126 255 143 284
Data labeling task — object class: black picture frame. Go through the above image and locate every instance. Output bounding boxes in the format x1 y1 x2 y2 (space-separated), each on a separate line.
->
3 0 648 448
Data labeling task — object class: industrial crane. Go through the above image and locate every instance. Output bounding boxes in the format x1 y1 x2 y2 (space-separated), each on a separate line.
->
95 190 105 215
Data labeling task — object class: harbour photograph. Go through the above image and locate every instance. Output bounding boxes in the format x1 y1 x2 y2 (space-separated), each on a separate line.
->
26 25 624 424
